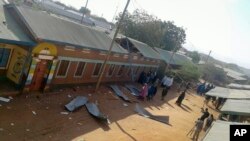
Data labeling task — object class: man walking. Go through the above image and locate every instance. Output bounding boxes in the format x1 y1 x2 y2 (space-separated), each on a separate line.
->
192 118 204 141
200 108 209 121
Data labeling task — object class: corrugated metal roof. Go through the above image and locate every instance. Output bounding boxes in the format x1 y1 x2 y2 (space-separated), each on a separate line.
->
127 38 161 60
202 120 247 141
154 47 192 65
228 83 250 90
206 87 250 99
0 2 33 45
10 5 127 54
221 99 250 116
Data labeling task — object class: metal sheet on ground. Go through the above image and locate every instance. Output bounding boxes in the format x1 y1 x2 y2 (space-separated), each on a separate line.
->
85 103 109 123
125 84 140 96
65 96 88 112
135 104 169 124
110 85 130 102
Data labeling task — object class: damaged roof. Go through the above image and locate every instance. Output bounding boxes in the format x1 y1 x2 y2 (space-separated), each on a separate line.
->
0 1 34 46
6 5 127 54
154 47 192 65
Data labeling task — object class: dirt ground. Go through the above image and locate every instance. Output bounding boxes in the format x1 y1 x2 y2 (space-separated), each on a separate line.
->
0 83 219 141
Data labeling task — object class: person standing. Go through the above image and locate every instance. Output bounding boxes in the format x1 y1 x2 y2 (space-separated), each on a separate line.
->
161 75 174 100
175 90 186 106
192 118 204 141
138 83 148 101
204 114 214 131
200 108 210 121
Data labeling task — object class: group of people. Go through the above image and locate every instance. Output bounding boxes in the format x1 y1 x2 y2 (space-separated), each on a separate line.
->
137 71 160 101
137 72 217 141
197 82 215 96
189 108 214 141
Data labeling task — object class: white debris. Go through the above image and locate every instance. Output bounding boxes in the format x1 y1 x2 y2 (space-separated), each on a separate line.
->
32 111 37 115
68 117 72 120
88 94 92 97
26 129 30 132
68 95 71 98
0 128 3 131
60 112 69 115
107 119 111 124
10 123 14 126
8 96 13 100
0 104 2 107
123 103 128 107
0 97 10 102
77 122 82 125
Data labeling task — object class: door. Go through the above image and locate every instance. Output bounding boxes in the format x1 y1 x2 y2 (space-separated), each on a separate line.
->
31 60 48 91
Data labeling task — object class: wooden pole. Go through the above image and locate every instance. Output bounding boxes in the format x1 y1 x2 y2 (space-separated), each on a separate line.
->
95 0 130 92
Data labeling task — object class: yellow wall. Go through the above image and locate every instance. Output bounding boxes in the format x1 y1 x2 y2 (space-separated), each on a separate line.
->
6 45 28 84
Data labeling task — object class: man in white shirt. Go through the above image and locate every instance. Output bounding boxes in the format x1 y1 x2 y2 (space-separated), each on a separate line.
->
161 75 174 100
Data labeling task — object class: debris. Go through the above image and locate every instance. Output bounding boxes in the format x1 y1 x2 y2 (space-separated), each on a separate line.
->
88 94 92 97
0 128 3 131
46 107 49 110
0 104 2 107
77 122 82 125
109 85 130 102
0 97 10 102
65 96 88 112
68 117 72 120
10 123 14 126
68 95 71 98
7 106 11 109
85 103 109 124
60 112 69 115
123 103 128 107
8 96 13 100
95 100 98 106
32 111 37 115
26 129 30 132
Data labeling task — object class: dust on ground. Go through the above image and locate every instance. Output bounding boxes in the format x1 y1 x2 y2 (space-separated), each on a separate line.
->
0 84 219 141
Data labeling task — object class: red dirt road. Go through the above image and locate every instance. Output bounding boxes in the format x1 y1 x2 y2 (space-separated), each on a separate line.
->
0 84 219 141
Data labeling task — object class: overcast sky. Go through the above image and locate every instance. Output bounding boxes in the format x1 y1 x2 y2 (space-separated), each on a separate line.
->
57 0 250 69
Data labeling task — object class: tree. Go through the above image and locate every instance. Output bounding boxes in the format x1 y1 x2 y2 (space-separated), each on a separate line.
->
79 7 91 15
176 62 201 82
199 63 229 86
188 51 201 64
116 9 186 51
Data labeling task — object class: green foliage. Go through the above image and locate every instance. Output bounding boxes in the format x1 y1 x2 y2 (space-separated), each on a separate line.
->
176 62 201 81
79 7 91 15
187 51 201 64
116 9 186 51
200 63 228 85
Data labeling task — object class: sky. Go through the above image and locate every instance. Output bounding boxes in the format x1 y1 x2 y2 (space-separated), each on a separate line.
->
57 0 250 69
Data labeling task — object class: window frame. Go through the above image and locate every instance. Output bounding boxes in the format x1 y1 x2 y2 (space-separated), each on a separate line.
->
106 64 116 77
74 61 87 78
92 63 103 77
0 48 12 69
116 65 125 77
56 60 71 78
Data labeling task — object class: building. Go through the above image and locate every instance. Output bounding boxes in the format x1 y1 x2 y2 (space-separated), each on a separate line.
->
0 3 160 93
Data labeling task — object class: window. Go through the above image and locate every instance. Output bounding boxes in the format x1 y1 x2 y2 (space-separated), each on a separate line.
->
117 65 125 76
74 62 86 77
57 60 70 77
107 64 115 76
135 66 140 75
127 67 132 76
93 63 102 76
0 48 11 68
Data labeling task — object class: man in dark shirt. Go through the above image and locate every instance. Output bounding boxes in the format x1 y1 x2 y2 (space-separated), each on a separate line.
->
200 108 209 121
